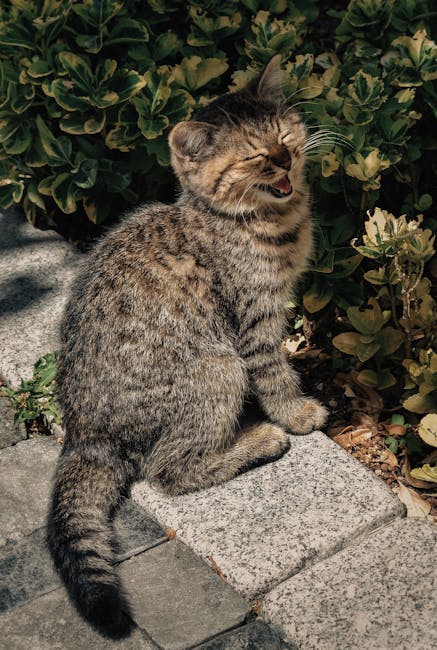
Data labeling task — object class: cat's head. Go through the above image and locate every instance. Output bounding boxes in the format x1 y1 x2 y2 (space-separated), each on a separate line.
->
169 56 307 216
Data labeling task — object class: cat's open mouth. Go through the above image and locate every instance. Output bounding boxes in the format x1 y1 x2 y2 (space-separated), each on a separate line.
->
258 176 293 199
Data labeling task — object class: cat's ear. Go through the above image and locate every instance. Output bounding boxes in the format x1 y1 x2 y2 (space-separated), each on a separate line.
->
256 54 284 104
169 121 216 160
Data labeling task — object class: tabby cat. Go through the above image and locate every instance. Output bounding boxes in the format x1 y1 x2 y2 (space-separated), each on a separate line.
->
48 55 328 637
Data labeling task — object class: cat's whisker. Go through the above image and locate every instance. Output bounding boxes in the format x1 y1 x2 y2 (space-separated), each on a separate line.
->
304 132 352 144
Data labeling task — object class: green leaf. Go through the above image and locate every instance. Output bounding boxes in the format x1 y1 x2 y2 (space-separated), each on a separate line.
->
171 56 228 91
416 193 432 211
60 112 106 135
58 52 94 91
385 436 399 454
411 464 437 484
72 158 98 189
356 340 380 362
403 393 437 414
104 18 149 48
347 298 384 335
153 32 183 60
27 59 52 78
36 115 72 166
303 279 334 313
0 180 24 208
375 327 404 356
52 173 77 213
357 369 378 388
332 331 361 356
3 123 31 154
83 194 111 224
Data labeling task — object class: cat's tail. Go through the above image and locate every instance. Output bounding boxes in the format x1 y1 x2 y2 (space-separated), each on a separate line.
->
47 448 134 638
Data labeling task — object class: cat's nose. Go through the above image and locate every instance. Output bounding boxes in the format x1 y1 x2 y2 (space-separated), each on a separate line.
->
269 145 291 171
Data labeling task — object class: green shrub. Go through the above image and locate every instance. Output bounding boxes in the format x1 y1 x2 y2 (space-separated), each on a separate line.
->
0 352 60 426
0 0 436 419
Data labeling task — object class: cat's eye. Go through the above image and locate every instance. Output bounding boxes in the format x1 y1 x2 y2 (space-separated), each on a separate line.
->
243 153 267 161
280 132 293 144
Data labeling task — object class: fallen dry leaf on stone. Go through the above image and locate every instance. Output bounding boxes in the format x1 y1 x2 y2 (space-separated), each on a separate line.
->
394 483 432 519
207 556 228 583
251 598 263 619
166 528 176 540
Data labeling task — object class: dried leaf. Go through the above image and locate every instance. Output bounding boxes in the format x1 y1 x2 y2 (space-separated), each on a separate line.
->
166 527 177 540
394 483 432 519
377 448 398 470
383 423 407 437
251 598 263 618
418 413 437 448
283 335 305 354
333 426 373 450
207 556 228 582
401 455 435 489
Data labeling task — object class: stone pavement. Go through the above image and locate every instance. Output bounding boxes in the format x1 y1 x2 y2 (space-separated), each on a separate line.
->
1 209 436 649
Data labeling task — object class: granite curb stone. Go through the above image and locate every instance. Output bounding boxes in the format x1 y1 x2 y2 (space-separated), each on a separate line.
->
0 437 60 547
0 588 158 650
262 517 437 650
119 539 251 650
0 209 82 387
132 432 404 599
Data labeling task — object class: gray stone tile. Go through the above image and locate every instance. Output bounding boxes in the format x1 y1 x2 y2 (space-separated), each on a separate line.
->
195 621 294 649
263 517 437 650
114 498 166 561
0 209 81 387
0 395 26 449
0 437 60 547
0 588 157 649
132 432 404 599
119 540 250 650
0 528 60 612
0 499 166 612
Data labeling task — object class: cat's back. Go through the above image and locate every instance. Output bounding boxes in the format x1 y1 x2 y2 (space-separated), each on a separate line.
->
60 200 224 364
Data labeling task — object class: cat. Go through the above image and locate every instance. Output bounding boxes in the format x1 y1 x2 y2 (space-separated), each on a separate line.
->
47 55 328 637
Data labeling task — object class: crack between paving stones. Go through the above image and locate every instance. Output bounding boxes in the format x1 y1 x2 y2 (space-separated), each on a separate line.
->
186 617 255 650
114 536 168 564
257 513 407 602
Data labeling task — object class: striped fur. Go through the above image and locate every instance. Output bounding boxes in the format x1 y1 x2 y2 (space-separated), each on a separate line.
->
48 56 328 637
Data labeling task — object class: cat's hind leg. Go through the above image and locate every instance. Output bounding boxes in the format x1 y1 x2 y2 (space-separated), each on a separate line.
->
146 421 290 495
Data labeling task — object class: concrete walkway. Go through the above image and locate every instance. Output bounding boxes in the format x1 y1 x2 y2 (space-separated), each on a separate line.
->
1 209 436 649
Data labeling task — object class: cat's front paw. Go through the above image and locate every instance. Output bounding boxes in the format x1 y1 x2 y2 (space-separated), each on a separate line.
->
283 397 329 435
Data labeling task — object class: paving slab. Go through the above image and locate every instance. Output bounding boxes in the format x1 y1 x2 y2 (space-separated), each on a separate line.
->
0 588 158 650
0 499 166 613
114 498 167 560
119 539 250 650
263 517 437 650
195 621 293 649
0 437 60 547
0 527 60 612
133 432 404 599
0 209 81 387
0 395 26 449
